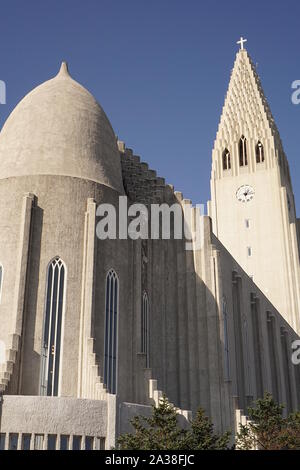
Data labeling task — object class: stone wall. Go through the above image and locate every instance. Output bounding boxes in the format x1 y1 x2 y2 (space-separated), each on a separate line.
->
0 395 108 449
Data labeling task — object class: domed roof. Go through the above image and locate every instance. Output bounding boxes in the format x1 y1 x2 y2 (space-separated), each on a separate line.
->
0 62 124 193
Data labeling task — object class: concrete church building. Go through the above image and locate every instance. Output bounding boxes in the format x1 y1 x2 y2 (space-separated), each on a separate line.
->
0 41 299 450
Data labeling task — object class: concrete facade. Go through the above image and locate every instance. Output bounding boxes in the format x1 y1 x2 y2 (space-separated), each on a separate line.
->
0 50 299 450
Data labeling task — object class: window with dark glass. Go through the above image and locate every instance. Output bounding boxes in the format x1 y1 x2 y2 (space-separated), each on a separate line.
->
239 136 248 166
40 257 66 397
141 292 150 367
85 436 94 450
60 435 69 450
104 269 119 394
222 148 231 170
8 434 18 450
256 141 264 163
0 433 5 450
47 435 57 450
72 435 81 450
22 434 31 450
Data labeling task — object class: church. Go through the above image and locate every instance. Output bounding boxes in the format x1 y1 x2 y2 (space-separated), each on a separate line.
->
0 39 299 450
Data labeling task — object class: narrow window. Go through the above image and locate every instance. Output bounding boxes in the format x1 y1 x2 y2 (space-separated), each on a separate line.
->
60 435 69 450
40 257 66 397
222 149 231 170
8 434 18 450
104 269 119 394
85 436 94 450
47 435 57 450
256 141 265 163
95 437 105 450
34 434 44 450
247 247 252 257
141 292 150 367
22 434 31 450
239 135 248 166
0 433 5 450
245 219 250 228
72 436 82 450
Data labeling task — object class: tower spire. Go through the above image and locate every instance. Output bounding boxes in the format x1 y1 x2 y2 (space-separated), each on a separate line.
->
215 45 282 149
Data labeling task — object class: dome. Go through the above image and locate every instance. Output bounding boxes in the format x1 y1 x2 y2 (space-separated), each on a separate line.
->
0 62 124 193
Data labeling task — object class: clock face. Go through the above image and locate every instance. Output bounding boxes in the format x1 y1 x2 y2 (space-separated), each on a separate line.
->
236 185 255 202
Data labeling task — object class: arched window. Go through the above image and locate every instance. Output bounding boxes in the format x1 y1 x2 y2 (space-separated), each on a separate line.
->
256 141 264 163
40 257 66 396
222 149 231 170
239 135 248 166
104 269 119 394
141 292 150 367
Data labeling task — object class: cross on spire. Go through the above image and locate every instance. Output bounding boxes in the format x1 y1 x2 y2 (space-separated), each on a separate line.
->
237 36 247 50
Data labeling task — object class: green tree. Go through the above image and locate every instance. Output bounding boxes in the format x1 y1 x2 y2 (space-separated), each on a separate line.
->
184 408 230 450
116 395 230 450
236 392 300 450
279 412 300 449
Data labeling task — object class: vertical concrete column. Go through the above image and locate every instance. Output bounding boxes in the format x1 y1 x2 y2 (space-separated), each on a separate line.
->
206 249 225 431
275 324 288 414
132 238 142 402
30 433 34 450
238 278 253 407
289 222 300 334
281 329 298 412
78 199 97 398
183 203 199 412
194 216 211 417
176 245 190 410
232 273 247 411
211 247 233 431
279 186 297 331
289 334 299 412
11 193 35 337
266 312 281 403
257 308 271 394
106 394 117 450
164 237 179 405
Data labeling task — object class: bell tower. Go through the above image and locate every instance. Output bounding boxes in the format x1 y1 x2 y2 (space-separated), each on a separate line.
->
208 40 300 332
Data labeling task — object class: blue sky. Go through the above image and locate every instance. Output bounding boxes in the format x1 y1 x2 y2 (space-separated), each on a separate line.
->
0 1 299 213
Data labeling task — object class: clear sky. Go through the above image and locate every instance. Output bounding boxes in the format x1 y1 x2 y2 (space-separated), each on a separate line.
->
0 0 299 213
